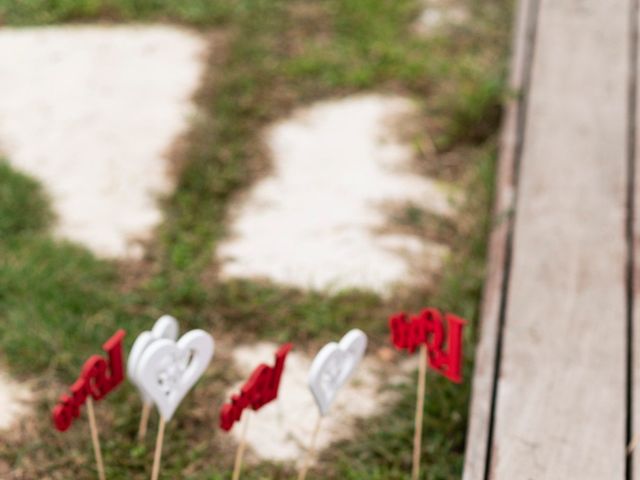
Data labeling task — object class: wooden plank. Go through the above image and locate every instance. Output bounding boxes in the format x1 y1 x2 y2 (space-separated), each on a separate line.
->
461 0 537 478
632 1 640 476
489 0 630 478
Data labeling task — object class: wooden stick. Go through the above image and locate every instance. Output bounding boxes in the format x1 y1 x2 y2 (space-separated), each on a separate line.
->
138 403 152 441
86 397 106 480
151 416 166 480
297 413 323 480
232 411 251 480
412 344 428 480
627 434 639 455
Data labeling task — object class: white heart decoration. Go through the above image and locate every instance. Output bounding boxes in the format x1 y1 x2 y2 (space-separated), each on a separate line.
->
128 315 180 405
136 329 214 421
308 329 367 416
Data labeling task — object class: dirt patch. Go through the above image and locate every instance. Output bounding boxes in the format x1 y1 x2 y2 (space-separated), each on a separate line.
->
225 341 395 464
0 372 32 430
413 0 469 36
217 94 454 294
0 25 207 258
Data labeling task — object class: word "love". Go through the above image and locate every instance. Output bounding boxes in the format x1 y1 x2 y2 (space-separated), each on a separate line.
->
219 343 292 431
52 330 126 432
389 309 465 383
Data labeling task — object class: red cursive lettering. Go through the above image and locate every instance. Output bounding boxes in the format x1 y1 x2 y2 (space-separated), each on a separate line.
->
219 343 292 431
52 330 126 432
389 309 466 383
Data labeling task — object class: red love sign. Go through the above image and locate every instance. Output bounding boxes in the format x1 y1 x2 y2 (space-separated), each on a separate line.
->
219 343 292 431
52 330 126 432
389 308 465 383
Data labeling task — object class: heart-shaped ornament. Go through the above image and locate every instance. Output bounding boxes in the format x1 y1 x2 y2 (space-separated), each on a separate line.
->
128 315 180 405
308 329 367 416
137 329 214 421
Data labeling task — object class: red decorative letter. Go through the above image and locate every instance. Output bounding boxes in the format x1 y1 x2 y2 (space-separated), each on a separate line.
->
388 309 466 383
52 329 126 432
219 343 292 431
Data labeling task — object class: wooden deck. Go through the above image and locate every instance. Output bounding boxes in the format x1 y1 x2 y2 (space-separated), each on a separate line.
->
463 0 638 478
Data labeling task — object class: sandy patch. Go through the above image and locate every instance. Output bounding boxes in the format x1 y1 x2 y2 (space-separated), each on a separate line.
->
226 342 392 463
0 26 207 257
414 0 468 35
0 372 32 430
217 94 452 293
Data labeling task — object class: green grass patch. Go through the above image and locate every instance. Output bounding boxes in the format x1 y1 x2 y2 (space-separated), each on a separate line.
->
0 0 235 26
0 161 127 378
0 161 51 237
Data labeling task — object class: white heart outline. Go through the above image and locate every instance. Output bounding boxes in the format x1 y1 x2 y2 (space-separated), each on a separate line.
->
308 329 367 416
127 315 180 405
137 329 214 421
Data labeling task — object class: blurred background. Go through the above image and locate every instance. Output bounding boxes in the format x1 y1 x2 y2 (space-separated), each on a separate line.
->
0 0 510 478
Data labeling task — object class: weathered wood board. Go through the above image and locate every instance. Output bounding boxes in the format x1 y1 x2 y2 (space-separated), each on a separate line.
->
633 2 640 478
462 0 536 477
465 0 632 478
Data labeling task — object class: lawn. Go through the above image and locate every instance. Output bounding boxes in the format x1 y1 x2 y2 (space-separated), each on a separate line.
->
0 0 510 478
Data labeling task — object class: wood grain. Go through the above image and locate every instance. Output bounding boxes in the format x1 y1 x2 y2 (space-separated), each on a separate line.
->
632 1 640 476
87 397 106 480
151 415 166 480
462 0 536 478
489 0 630 478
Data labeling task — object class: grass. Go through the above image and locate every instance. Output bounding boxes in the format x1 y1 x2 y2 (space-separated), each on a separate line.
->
0 0 234 26
323 147 496 479
0 0 510 478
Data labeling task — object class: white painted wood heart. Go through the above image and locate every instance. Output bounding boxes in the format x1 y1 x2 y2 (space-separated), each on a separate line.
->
137 329 214 421
308 329 367 416
128 315 180 405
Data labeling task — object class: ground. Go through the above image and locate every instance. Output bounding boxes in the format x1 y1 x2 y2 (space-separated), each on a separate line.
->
0 25 206 257
0 0 509 478
217 94 453 293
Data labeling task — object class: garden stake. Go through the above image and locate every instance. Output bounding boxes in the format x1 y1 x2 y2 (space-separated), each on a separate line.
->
412 343 428 480
297 413 323 480
86 397 106 480
138 402 152 441
232 411 251 480
134 329 214 480
388 310 467 479
151 416 166 480
128 315 181 444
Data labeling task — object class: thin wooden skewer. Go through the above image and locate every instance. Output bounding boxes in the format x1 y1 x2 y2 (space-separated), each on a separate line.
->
151 416 166 480
412 343 428 480
297 413 323 480
232 411 251 480
138 403 152 441
86 397 106 480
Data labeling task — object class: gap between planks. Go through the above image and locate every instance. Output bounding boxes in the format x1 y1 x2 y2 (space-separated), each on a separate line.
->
462 0 540 478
